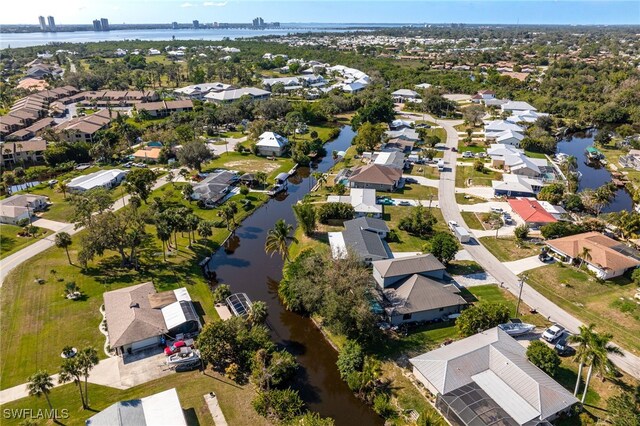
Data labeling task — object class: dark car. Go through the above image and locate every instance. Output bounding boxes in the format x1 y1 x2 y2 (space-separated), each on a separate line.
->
405 177 418 184
174 360 201 372
538 252 553 263
554 338 575 356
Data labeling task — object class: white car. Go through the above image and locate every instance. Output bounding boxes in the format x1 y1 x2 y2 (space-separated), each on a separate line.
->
542 324 565 342
462 151 474 158
448 220 458 230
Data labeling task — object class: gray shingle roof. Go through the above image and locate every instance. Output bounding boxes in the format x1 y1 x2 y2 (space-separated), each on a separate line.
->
383 275 466 315
342 227 389 259
373 254 444 278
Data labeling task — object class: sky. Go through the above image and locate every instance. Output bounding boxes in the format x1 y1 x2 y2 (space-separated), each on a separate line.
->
1 0 639 25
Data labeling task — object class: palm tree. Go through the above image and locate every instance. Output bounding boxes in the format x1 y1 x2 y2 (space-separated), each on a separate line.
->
570 324 596 396
77 347 99 408
578 247 592 269
185 214 200 246
255 172 267 189
156 221 172 262
218 202 238 232
57 181 68 199
55 232 73 264
27 371 56 418
248 300 268 325
59 357 86 408
580 331 624 404
264 219 298 262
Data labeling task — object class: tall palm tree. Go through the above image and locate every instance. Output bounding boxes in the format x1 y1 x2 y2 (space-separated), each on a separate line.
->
264 219 298 262
55 232 73 265
580 331 624 404
59 357 86 408
57 181 68 200
27 371 56 417
155 221 172 262
248 300 268 325
77 347 99 408
570 324 596 396
579 247 592 269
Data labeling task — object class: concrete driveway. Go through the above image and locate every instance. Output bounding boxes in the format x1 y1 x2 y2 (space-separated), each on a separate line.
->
207 136 247 156
31 217 72 232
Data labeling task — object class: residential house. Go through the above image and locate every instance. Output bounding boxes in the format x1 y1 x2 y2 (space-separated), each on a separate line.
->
67 169 127 192
138 100 194 118
372 254 447 287
546 232 640 279
386 128 421 142
382 138 415 153
470 89 496 103
86 388 187 426
191 170 236 207
389 119 413 130
0 194 49 225
507 110 548 124
410 327 577 426
262 75 326 91
371 151 406 170
54 109 112 143
16 78 49 91
6 118 55 141
415 83 432 90
494 129 525 148
501 100 537 113
204 87 271 103
391 89 420 103
348 164 403 192
328 217 390 263
508 198 557 228
484 120 524 138
492 174 544 197
103 283 201 355
1 138 47 167
537 201 568 220
327 188 383 218
487 144 547 177
255 132 289 157
132 147 162 162
173 82 235 100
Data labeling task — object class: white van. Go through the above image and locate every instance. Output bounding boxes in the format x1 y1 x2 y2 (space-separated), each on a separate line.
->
437 159 445 171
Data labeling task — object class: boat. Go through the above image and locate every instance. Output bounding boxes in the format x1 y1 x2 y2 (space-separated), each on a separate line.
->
585 146 603 161
267 184 287 197
166 349 200 365
498 322 536 336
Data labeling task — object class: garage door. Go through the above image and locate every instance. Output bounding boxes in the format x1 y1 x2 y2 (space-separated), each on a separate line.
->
131 336 161 352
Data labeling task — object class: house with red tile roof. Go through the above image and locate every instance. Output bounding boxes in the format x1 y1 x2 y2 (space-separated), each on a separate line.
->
507 198 556 229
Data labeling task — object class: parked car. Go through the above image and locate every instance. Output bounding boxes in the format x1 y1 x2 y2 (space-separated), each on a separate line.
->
490 207 504 213
380 199 394 206
538 252 553 262
476 152 486 158
398 201 411 206
405 177 418 184
542 324 565 342
164 340 187 355
448 220 458 230
451 147 458 152
554 338 575 356
462 151 474 158
174 360 201 372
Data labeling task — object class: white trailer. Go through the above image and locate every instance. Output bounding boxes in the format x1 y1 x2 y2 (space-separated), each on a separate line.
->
453 226 470 243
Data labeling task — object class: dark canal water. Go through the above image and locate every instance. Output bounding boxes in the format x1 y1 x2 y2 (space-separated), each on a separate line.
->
556 130 633 213
207 126 382 425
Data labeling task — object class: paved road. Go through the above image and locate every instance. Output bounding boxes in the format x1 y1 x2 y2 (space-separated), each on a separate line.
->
0 171 176 286
432 115 640 379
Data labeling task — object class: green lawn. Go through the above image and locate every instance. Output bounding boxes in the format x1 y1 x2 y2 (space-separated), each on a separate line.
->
413 121 447 143
446 260 484 276
406 164 440 180
455 165 502 187
464 284 548 327
384 206 447 252
0 224 52 260
391 184 439 200
0 186 269 390
203 152 295 180
455 193 486 204
524 151 549 159
0 369 268 426
457 142 487 154
525 264 640 353
479 237 542 262
460 211 484 230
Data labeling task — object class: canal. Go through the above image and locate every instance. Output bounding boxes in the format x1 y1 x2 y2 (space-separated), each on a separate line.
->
556 130 633 213
207 126 382 424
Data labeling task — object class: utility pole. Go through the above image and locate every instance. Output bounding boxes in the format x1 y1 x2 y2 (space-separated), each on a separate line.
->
515 274 527 317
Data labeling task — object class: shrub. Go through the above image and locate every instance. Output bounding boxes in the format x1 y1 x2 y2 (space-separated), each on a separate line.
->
252 388 304 423
456 302 510 337
514 224 530 241
337 340 364 380
398 205 436 237
473 159 485 172
318 202 354 224
540 222 584 239
240 186 250 196
526 341 560 377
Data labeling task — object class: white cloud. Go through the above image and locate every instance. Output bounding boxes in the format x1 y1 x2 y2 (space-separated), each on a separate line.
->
181 2 194 7
203 1 227 6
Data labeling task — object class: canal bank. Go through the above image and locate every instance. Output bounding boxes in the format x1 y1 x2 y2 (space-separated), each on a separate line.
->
207 126 382 424
556 130 633 213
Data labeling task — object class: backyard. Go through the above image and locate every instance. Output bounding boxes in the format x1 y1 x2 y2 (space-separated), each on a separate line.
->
384 206 447 252
525 264 640 353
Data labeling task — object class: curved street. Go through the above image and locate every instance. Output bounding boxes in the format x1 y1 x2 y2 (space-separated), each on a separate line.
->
429 113 640 379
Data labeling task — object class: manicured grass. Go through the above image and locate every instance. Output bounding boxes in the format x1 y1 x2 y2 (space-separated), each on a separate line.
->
460 211 483 230
525 264 640 353
446 260 484 276
288 225 331 260
455 165 502 187
0 369 268 426
1 186 269 390
384 206 447 252
413 121 447 143
479 237 541 262
0 224 52 260
524 150 548 159
455 193 486 204
203 152 295 180
374 322 459 359
465 284 547 327
392 184 438 200
457 142 487 154
406 164 440 180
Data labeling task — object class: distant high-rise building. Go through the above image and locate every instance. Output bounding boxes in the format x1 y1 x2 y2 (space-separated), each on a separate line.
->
47 16 56 32
100 18 109 31
193 20 199 29
253 17 265 27
38 16 47 31
172 21 178 29
92 19 102 31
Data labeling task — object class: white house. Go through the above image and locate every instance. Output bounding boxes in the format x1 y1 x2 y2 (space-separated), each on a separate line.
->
411 328 577 425
507 110 548 124
327 188 383 218
494 129 525 147
255 132 289 157
391 89 420 103
484 120 524 137
501 100 537 113
0 194 49 225
67 169 127 192
492 174 544 197
372 151 406 169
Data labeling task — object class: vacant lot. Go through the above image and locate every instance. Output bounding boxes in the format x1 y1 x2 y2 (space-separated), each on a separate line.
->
204 152 295 179
384 206 447 252
460 211 483 229
525 264 640 353
392 184 438 200
480 237 541 262
455 165 502 187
